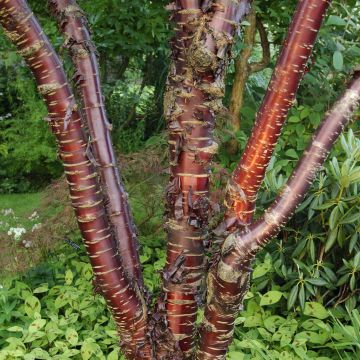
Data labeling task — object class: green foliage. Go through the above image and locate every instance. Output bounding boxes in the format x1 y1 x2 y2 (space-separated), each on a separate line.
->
0 48 62 193
0 247 122 359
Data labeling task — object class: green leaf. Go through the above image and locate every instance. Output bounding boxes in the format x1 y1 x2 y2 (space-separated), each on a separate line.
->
327 15 347 26
333 51 343 71
108 348 120 360
299 285 305 310
65 270 73 285
28 348 50 360
304 302 329 319
33 285 49 294
81 339 102 360
7 326 24 332
28 319 46 333
65 328 78 346
253 260 272 279
325 227 338 252
285 149 298 159
287 285 298 310
24 295 41 318
227 350 245 360
264 315 286 333
260 291 283 306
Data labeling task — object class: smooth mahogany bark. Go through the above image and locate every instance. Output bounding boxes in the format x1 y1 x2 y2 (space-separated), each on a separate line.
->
197 70 360 360
224 0 331 229
162 0 250 356
48 0 143 286
0 1 150 358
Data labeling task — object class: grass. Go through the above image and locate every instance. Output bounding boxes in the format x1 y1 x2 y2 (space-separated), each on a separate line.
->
0 192 43 276
0 192 41 215
0 193 42 232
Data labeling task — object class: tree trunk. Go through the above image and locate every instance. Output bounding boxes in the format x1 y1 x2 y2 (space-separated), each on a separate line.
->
197 69 360 360
48 0 143 286
0 1 150 357
162 1 250 356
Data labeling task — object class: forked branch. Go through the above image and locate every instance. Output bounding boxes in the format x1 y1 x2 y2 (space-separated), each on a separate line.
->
197 70 360 360
0 0 149 357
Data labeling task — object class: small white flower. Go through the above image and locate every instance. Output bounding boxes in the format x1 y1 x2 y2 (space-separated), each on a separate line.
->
2 208 14 217
29 211 39 221
31 223 42 232
0 285 3 289
24 240 32 248
7 227 26 240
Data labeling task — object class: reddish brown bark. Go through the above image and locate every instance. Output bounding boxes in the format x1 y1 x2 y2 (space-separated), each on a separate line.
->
162 1 250 355
197 70 360 360
224 0 331 229
0 1 150 358
48 0 143 286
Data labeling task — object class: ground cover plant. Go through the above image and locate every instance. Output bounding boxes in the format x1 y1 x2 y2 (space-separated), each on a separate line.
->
0 0 360 359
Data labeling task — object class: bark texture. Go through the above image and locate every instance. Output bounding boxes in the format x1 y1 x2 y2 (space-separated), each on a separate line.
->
48 0 143 286
0 1 150 357
163 0 250 356
225 0 331 229
197 70 360 360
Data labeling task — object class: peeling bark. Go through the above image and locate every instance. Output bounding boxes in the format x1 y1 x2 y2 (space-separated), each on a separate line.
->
225 0 331 228
0 1 150 357
162 0 250 356
197 70 360 360
48 0 143 287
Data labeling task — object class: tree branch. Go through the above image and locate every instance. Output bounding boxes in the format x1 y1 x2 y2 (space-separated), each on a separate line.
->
224 0 331 229
197 69 360 360
162 0 250 356
249 16 270 73
48 0 143 287
0 0 150 357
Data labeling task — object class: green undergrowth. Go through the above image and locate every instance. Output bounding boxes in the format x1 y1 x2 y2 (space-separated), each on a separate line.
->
0 240 359 359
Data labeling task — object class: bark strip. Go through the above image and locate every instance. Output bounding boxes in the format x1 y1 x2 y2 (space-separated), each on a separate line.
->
163 0 250 355
0 1 150 357
197 70 360 360
48 0 143 286
225 0 331 229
